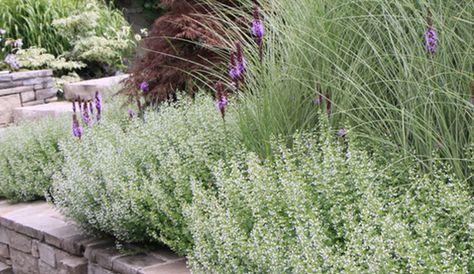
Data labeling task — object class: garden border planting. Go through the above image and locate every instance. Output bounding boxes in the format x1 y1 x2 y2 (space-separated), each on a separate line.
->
0 200 190 274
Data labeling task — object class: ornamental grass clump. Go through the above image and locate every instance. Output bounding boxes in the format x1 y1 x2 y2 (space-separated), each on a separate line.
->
52 94 241 255
186 121 474 273
0 117 69 202
216 0 473 182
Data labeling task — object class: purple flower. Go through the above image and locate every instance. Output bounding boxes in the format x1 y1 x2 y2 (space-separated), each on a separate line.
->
337 128 348 138
0 29 5 35
236 42 246 71
72 114 83 139
424 26 437 54
95 91 102 122
252 20 264 39
229 42 247 83
215 82 228 120
13 39 23 48
4 54 19 70
229 67 240 82
217 96 228 111
128 109 136 119
81 100 92 126
140 81 149 92
237 58 247 74
252 4 264 39
229 53 239 81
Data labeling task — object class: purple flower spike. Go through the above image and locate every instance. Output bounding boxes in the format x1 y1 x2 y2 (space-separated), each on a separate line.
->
128 109 136 119
337 128 348 138
252 20 264 38
252 4 264 39
229 53 240 81
229 67 240 82
424 13 437 55
229 41 247 85
140 81 149 93
236 42 245 70
215 82 228 120
237 58 247 75
424 26 437 54
81 100 91 126
95 91 102 122
72 114 83 139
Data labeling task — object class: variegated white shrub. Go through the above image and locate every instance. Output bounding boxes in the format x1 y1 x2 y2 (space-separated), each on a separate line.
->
52 95 241 255
0 117 69 202
186 125 474 273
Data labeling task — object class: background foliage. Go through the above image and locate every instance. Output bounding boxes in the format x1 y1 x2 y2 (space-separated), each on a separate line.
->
1 0 135 77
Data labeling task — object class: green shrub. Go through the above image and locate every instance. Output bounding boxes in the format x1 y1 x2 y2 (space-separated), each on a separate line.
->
0 117 69 202
15 47 86 72
52 95 241 255
186 123 473 273
1 0 134 73
52 1 135 67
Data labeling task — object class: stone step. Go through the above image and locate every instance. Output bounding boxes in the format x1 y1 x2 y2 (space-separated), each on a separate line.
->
13 101 72 123
64 74 129 101
0 200 190 274
0 261 12 274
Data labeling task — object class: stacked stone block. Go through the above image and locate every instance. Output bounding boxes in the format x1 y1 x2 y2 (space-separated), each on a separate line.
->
0 70 56 126
0 201 189 274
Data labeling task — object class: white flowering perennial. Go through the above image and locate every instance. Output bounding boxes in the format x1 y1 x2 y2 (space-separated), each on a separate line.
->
186 128 473 273
0 117 69 202
52 95 241 255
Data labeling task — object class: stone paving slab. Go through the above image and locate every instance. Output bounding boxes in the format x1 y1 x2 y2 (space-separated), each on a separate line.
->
0 200 191 274
64 74 129 101
13 101 72 123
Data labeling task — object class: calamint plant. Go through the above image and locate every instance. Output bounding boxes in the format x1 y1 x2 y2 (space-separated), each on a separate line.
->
0 118 69 202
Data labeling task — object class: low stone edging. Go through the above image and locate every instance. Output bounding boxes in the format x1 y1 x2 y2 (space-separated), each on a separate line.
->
0 70 56 126
0 200 189 274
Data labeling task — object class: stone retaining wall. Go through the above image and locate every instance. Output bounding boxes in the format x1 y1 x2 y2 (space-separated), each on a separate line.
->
0 70 56 126
0 201 189 274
